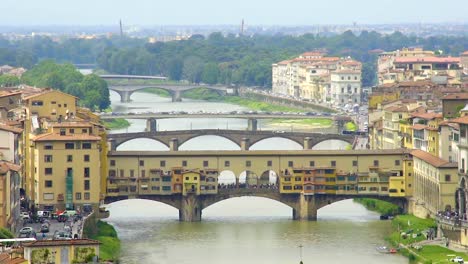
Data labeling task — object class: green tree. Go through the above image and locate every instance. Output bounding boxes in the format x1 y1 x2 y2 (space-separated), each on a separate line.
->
167 58 183 81
182 56 204 83
0 75 20 87
201 63 219 85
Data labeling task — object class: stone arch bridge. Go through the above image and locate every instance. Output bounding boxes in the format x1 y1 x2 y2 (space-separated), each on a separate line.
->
108 84 237 103
107 129 356 151
103 190 407 221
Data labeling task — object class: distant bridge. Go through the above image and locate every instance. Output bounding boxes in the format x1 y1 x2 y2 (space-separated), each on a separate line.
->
107 129 356 151
107 84 237 103
99 74 236 103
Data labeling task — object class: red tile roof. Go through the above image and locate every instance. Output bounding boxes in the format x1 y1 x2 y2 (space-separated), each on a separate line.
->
410 112 442 120
450 115 468 125
394 56 461 64
443 93 468 100
23 239 100 248
411 149 457 168
0 123 23 134
412 124 427 130
31 133 101 142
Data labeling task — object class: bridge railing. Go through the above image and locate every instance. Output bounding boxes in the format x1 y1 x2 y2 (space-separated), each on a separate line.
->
218 187 279 195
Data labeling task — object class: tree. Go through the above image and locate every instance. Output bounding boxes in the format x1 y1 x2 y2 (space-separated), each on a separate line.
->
167 58 183 81
0 75 20 87
183 56 204 83
201 63 219 85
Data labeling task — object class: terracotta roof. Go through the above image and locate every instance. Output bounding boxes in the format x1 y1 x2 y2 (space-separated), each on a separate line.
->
0 123 23 134
450 115 468 125
410 112 442 120
443 93 468 100
50 122 93 128
0 161 21 174
23 239 100 248
0 91 22 98
277 60 292 65
384 105 408 112
332 70 361 74
411 149 458 168
412 124 427 130
23 89 78 101
394 56 460 64
31 133 101 142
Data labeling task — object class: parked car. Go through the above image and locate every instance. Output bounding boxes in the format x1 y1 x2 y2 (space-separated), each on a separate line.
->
451 256 464 263
19 227 33 234
20 212 29 219
53 230 72 240
40 223 50 233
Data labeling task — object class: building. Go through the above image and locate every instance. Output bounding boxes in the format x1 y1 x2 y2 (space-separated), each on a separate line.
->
30 121 102 211
412 149 458 215
382 102 422 149
272 51 362 103
442 93 468 118
0 91 22 121
330 70 361 105
377 47 462 85
438 121 459 163
23 239 100 264
409 112 443 156
0 161 21 231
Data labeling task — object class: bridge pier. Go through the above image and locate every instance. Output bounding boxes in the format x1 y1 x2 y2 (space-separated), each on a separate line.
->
292 194 318 221
179 194 202 222
172 90 182 102
108 139 117 151
247 118 258 131
146 118 158 132
241 138 250 151
170 138 179 151
115 90 133 103
303 137 312 150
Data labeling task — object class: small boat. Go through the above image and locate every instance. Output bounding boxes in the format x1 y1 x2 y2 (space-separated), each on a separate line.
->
376 246 398 254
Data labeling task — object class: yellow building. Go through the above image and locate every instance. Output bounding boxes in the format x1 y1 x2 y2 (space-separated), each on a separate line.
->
409 112 443 156
0 161 21 230
30 121 102 211
412 149 458 214
23 239 100 264
182 170 201 195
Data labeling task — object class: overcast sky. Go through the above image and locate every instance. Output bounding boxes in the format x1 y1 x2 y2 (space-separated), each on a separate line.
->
2 0 467 26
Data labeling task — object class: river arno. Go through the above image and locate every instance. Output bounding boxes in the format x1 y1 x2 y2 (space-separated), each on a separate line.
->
106 91 407 264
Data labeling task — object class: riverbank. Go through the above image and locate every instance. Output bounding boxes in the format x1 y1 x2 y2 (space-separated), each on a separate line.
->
87 220 121 261
355 199 468 263
101 118 131 129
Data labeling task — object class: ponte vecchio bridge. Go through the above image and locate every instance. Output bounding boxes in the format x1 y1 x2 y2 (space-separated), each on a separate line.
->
103 149 410 221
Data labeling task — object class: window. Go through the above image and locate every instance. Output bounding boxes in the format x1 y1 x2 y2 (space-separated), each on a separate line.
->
32 100 43 106
45 180 53 188
84 192 90 200
141 170 146 177
44 144 53 150
203 161 209 167
395 160 400 166
162 186 171 191
352 160 358 166
267 160 273 167
160 160 166 167
82 142 91 149
182 160 187 167
84 167 90 178
119 169 124 177
295 177 301 181
130 170 134 177
445 174 451 182
60 129 66 136
65 143 74 149
82 129 87 133
84 180 90 190
43 193 54 200
45 168 53 175
110 160 115 166
69 129 74 134
67 155 73 162
246 161 251 167
51 101 56 104
288 161 293 167
84 155 90 162
331 161 336 167
373 160 379 166
309 161 315 167
225 161 230 167
75 193 82 200
44 155 53 163
283 186 292 190
185 177 189 180
139 160 145 166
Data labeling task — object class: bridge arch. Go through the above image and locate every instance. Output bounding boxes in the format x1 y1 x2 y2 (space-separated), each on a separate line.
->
115 137 170 151
202 194 294 212
103 196 182 213
249 137 303 150
178 135 241 150
218 170 237 185
239 170 259 186
311 138 353 150
259 170 279 185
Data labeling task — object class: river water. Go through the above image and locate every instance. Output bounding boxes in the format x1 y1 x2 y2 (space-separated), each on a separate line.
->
105 91 407 264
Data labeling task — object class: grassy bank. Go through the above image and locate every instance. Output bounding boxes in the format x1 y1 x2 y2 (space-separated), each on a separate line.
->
269 118 333 127
101 118 130 129
354 198 401 215
89 220 121 261
140 87 171 97
182 88 307 112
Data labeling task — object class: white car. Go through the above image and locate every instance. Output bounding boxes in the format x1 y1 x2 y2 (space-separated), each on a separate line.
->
451 256 464 263
20 212 29 219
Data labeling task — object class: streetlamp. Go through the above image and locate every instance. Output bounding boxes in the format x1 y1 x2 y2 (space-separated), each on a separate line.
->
298 244 304 264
